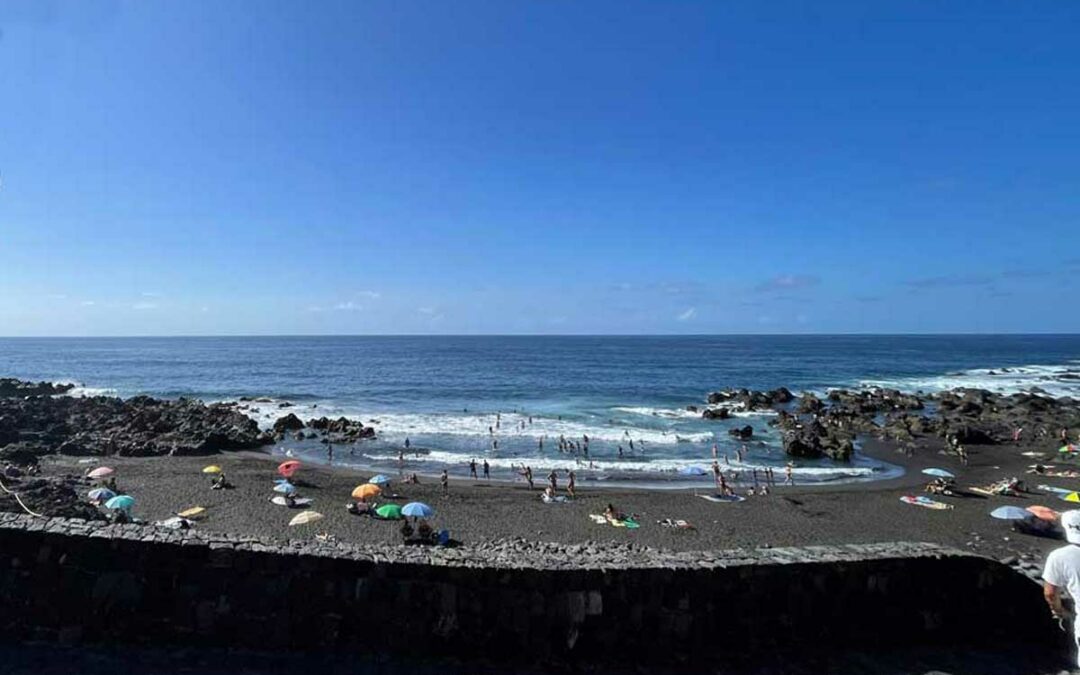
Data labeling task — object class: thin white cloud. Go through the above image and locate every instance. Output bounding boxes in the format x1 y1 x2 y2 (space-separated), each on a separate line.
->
132 301 158 311
676 307 697 321
333 301 363 311
417 306 437 315
141 291 162 298
357 290 381 300
80 300 96 306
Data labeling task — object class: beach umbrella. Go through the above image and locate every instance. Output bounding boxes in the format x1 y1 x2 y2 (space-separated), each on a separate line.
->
1027 505 1060 522
289 510 324 526
273 482 297 494
368 474 392 486
375 503 403 520
202 465 222 474
1060 445 1078 454
278 460 301 478
990 506 1033 520
352 484 382 500
678 466 707 476
1063 492 1080 504
401 502 434 519
104 495 135 512
177 506 206 519
921 468 955 479
88 467 115 479
87 488 115 502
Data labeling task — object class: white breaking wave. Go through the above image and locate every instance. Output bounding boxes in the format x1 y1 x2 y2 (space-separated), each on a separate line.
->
238 402 713 445
359 449 877 479
859 361 1080 399
58 382 118 398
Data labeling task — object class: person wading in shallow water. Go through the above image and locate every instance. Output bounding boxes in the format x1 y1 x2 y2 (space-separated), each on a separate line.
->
469 459 478 479
483 459 490 480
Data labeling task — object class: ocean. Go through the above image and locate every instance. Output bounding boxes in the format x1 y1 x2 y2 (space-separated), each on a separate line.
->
2 335 1079 485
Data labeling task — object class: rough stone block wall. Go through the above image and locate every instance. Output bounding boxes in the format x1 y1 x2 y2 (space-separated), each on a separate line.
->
0 514 1060 664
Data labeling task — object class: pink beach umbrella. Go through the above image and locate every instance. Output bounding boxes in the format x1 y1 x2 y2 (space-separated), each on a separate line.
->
87 466 115 480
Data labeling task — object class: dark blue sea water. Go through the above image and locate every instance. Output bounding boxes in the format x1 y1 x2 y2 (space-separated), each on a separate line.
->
2 335 1079 484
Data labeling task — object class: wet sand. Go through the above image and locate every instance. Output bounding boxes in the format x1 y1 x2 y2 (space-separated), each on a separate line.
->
39 435 1077 566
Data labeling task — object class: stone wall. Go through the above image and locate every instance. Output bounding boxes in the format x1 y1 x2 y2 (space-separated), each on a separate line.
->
0 513 1061 665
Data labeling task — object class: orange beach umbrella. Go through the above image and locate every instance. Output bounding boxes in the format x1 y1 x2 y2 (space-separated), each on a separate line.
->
352 484 382 501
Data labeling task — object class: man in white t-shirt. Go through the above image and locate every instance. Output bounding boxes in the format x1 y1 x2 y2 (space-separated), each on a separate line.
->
1043 509 1080 667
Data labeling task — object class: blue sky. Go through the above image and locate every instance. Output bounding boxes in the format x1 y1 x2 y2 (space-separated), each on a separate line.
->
1 0 1078 335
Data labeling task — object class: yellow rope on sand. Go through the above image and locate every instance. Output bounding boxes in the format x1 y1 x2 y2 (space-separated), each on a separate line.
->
0 476 45 518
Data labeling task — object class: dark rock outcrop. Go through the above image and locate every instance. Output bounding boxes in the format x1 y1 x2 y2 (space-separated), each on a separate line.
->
0 378 75 398
728 424 754 440
272 413 305 434
307 416 375 441
0 393 268 458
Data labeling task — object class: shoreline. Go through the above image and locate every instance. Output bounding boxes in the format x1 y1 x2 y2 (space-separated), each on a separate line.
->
35 431 1064 568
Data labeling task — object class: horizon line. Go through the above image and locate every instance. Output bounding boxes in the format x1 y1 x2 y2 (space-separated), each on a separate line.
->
2 332 1080 339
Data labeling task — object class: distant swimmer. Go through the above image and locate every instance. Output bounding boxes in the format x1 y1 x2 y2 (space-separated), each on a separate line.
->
405 437 411 450
712 443 718 459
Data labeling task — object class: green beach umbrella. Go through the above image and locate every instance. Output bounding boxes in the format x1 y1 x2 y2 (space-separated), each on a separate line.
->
375 503 402 520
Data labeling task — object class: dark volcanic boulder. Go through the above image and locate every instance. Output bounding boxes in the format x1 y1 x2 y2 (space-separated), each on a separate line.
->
0 476 106 520
702 408 731 420
728 424 754 440
950 425 997 445
0 378 75 398
797 394 824 414
307 416 375 440
273 413 305 434
0 390 268 458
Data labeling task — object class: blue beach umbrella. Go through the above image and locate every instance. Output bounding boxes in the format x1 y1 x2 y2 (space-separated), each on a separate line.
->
369 474 392 486
273 482 297 494
88 488 116 502
990 506 1033 520
401 502 434 519
104 495 135 512
921 468 955 479
678 466 708 476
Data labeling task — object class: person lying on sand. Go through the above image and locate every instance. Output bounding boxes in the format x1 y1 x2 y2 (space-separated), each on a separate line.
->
346 501 373 516
925 477 957 496
604 503 628 522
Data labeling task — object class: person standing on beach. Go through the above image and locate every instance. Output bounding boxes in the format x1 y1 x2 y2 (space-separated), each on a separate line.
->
440 469 449 495
1043 510 1080 668
567 470 576 498
469 459 478 479
712 460 722 489
1013 427 1024 444
785 462 794 486
483 459 490 480
327 443 333 465
547 469 557 493
525 465 534 490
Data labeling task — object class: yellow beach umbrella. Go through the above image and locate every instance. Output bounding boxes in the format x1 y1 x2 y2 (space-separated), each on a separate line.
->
289 510 324 526
202 465 222 474
1065 492 1080 503
351 484 382 500
177 506 207 519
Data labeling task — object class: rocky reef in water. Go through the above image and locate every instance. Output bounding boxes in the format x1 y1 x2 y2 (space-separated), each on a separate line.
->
701 385 1080 462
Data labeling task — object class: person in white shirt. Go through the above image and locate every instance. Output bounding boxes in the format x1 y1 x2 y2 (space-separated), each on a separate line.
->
1043 509 1080 667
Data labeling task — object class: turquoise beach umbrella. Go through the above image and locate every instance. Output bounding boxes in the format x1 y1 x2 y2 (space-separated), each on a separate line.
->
273 482 297 494
369 474 392 485
104 495 135 511
401 502 434 518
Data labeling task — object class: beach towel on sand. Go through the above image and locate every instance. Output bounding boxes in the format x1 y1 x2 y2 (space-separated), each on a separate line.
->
1039 485 1074 495
589 514 640 529
900 495 953 510
270 496 313 507
657 518 695 530
698 494 746 503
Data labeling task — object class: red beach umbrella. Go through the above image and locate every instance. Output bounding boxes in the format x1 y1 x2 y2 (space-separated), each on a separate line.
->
278 460 301 478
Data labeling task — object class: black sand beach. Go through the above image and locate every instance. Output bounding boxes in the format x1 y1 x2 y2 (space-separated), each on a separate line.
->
38 436 1072 567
